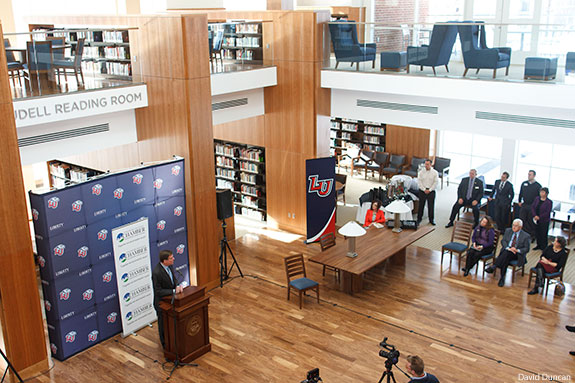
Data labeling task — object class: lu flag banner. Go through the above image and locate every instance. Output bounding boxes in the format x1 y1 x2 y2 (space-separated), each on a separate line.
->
306 157 336 243
112 218 157 337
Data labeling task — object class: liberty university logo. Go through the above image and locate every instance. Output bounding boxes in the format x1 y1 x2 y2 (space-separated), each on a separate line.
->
98 229 108 241
59 288 71 301
48 197 60 209
133 173 144 184
113 188 124 199
107 312 118 323
307 175 333 197
171 165 181 176
92 184 103 195
88 330 99 342
102 271 113 283
176 244 185 254
157 220 166 231
174 206 183 216
77 246 89 258
82 289 94 301
32 208 39 221
54 244 66 256
65 331 77 343
153 178 163 189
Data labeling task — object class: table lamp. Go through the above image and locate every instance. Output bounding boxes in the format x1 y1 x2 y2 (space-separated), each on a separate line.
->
338 221 366 258
384 200 411 233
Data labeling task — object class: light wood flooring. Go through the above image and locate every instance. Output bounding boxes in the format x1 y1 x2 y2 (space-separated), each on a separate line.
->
25 231 575 383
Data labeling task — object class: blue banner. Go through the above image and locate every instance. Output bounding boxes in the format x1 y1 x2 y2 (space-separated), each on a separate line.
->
30 158 189 360
306 157 337 243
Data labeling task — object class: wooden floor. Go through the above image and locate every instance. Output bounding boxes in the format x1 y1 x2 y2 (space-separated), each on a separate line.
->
25 230 575 383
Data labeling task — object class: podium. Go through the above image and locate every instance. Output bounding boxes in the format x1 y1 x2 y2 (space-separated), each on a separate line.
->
159 286 211 362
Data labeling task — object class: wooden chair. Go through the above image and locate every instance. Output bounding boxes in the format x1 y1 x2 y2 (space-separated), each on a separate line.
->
381 154 406 180
350 149 374 178
441 220 474 269
528 248 571 295
284 253 319 309
433 156 451 189
477 229 500 278
335 173 347 205
53 38 85 86
319 232 339 281
364 152 389 181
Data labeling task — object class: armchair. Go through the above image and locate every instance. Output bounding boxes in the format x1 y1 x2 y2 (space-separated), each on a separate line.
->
567 52 575 75
433 156 450 189
53 38 85 86
351 149 375 177
365 152 389 181
401 156 426 177
335 173 347 205
407 23 458 75
4 39 24 87
329 21 377 71
457 21 512 78
381 154 406 179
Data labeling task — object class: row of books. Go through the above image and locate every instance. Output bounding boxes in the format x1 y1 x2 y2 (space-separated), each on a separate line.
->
364 136 382 144
236 206 265 221
240 173 258 184
364 144 386 152
82 61 131 77
216 156 235 168
239 161 260 173
235 24 261 34
223 37 261 48
223 49 256 60
216 168 235 179
215 143 235 157
216 179 234 190
239 196 263 209
341 123 358 132
364 126 385 135
240 185 262 197
55 30 129 44
239 148 263 162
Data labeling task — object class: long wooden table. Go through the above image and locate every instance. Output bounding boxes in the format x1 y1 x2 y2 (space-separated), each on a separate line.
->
309 225 434 294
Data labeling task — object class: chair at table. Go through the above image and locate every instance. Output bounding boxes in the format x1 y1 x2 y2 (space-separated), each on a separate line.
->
441 220 474 269
211 30 224 69
284 253 320 309
457 21 512 78
319 232 339 282
364 151 389 181
351 149 374 177
407 23 458 75
335 173 347 205
401 156 426 178
528 249 571 295
4 39 25 87
476 229 500 278
433 156 450 189
24 41 54 90
328 20 377 70
381 154 406 180
337 146 360 173
54 38 85 86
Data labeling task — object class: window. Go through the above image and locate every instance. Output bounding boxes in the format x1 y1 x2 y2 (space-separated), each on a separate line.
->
439 131 502 183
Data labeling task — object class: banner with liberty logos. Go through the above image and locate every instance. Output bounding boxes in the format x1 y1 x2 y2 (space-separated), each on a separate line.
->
306 157 336 243
112 218 156 336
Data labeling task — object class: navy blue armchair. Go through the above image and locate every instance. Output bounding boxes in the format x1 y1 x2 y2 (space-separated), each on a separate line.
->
329 21 376 70
457 21 512 78
407 24 458 75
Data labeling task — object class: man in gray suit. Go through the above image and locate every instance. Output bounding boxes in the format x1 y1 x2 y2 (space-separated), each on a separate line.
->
485 218 530 287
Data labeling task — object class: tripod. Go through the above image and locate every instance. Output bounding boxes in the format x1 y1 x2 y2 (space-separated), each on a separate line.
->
166 291 197 380
0 347 24 383
219 219 243 287
377 359 410 383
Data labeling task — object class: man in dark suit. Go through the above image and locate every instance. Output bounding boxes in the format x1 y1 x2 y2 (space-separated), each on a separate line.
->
446 169 484 228
485 219 530 287
152 250 183 347
405 355 440 383
488 171 514 231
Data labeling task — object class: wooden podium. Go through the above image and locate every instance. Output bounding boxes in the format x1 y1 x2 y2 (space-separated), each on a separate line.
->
159 286 211 362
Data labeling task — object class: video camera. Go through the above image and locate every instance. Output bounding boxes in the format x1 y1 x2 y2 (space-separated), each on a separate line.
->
301 368 322 383
379 337 400 365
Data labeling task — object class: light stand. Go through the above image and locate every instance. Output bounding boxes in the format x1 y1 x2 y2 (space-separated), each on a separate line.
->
0 347 24 383
219 219 243 287
166 289 197 380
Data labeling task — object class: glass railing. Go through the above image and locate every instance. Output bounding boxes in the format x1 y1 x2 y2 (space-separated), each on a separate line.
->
322 21 575 84
4 26 142 100
208 20 273 75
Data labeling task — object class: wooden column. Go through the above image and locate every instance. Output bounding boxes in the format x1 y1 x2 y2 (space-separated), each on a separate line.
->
386 124 432 164
0 24 50 379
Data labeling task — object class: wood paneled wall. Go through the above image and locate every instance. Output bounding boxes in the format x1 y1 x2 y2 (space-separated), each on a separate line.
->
386 124 431 164
0 24 49 378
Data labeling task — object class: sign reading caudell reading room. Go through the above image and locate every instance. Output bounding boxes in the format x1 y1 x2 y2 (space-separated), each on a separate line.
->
13 85 148 128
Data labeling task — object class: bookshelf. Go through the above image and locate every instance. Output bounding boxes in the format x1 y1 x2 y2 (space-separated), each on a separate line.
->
208 22 263 63
330 117 386 157
30 25 133 79
47 160 104 189
214 140 267 221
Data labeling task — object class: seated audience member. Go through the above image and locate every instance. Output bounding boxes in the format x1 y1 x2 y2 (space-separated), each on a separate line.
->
445 169 484 228
531 187 553 251
485 219 530 287
406 355 440 383
462 216 495 277
528 236 567 295
365 200 385 227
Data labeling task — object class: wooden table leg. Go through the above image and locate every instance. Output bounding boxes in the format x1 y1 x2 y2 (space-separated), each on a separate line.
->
340 271 362 295
388 247 407 266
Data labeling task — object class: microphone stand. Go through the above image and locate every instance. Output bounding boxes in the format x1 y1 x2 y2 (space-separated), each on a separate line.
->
166 268 197 380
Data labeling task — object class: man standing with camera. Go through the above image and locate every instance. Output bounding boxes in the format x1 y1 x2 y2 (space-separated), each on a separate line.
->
406 355 440 383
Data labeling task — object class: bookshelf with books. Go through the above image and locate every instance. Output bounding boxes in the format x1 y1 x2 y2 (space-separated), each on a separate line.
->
208 21 263 63
47 160 104 189
330 117 386 157
214 140 267 221
30 25 133 79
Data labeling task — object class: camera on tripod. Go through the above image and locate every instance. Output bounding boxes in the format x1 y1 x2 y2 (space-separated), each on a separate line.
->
379 337 400 365
301 368 322 383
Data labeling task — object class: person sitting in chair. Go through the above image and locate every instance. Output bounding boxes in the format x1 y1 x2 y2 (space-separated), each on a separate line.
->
364 200 385 227
445 169 484 228
528 236 568 295
406 355 440 383
462 216 495 277
485 219 530 287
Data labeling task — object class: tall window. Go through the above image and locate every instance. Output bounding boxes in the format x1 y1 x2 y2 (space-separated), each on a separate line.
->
439 131 502 183
515 141 575 204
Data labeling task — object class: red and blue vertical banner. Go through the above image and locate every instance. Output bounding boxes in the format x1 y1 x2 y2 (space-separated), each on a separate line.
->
306 157 336 243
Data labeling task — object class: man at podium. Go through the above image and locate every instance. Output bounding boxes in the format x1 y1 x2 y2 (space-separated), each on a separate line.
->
152 250 183 347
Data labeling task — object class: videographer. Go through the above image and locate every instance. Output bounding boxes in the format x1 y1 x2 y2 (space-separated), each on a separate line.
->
405 355 439 383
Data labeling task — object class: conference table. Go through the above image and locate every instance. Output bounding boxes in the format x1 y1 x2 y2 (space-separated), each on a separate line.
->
309 225 434 295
